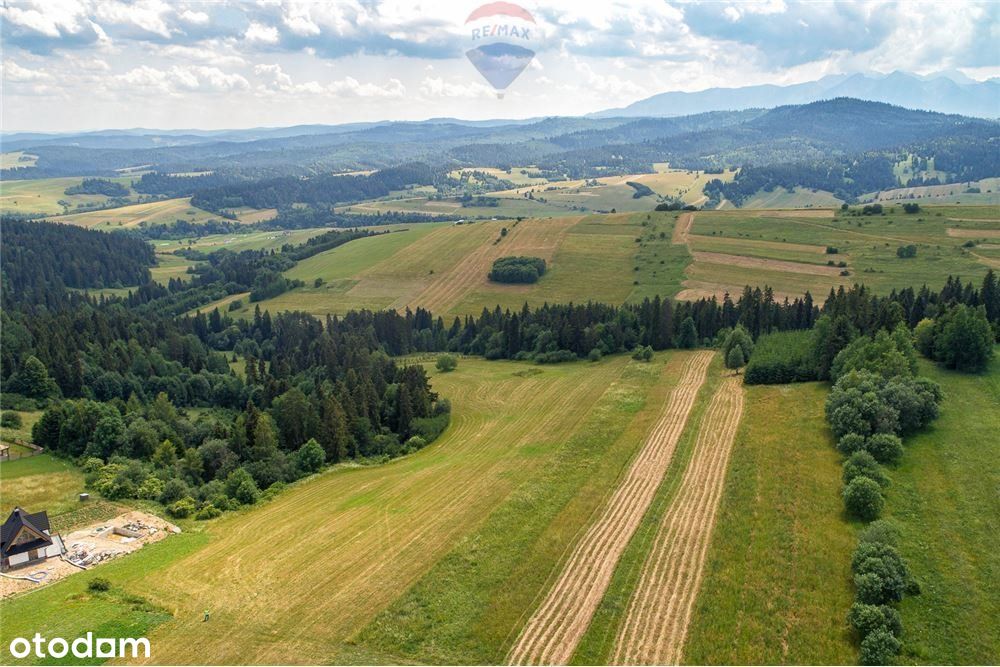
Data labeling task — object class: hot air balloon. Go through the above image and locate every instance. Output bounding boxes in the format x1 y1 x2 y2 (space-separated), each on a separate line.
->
464 2 536 98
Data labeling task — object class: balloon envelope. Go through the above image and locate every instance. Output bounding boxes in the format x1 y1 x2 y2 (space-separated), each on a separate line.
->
465 42 535 91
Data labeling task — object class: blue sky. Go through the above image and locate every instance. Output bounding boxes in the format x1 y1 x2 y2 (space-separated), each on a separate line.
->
2 0 998 132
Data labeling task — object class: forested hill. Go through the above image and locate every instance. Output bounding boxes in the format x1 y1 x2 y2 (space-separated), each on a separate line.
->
1 219 155 309
4 99 995 183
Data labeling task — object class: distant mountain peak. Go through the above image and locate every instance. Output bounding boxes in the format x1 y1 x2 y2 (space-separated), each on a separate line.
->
591 71 999 120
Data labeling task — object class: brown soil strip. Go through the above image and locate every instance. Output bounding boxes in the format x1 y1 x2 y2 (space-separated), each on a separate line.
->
690 251 844 276
611 375 745 665
506 351 714 666
947 217 1000 223
752 209 835 219
946 228 1000 238
404 217 579 314
671 213 694 245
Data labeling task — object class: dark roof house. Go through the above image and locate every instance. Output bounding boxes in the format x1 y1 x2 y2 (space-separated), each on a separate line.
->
1 507 64 571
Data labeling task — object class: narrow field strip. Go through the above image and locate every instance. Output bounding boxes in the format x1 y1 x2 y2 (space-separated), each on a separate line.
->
506 351 714 666
690 251 844 276
611 375 744 666
671 212 694 245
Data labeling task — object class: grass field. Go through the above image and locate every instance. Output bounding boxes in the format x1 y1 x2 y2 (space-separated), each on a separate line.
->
888 353 1000 664
0 151 38 169
681 382 857 664
47 197 222 230
739 186 844 209
1 355 688 665
0 454 88 521
684 205 999 298
0 176 136 216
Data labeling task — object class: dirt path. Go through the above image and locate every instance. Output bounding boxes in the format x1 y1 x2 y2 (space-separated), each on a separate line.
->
671 212 694 245
690 251 844 276
611 375 744 665
506 351 714 666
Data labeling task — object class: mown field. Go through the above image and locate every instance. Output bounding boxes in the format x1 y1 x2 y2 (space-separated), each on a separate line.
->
46 197 224 230
0 176 136 217
0 355 688 665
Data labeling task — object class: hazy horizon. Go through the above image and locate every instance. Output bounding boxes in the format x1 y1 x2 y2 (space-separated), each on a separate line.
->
3 0 998 133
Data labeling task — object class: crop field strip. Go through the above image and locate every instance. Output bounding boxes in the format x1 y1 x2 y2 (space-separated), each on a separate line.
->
611 375 744 665
401 216 581 314
130 359 627 664
506 351 713 666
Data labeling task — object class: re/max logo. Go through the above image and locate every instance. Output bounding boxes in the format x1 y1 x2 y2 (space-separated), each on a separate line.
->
8 633 150 660
471 24 531 40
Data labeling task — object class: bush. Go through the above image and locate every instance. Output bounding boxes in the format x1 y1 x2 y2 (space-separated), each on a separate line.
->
0 411 23 428
844 476 884 521
234 478 261 505
852 541 912 604
843 451 889 487
865 433 904 464
588 348 603 362
837 433 867 456
167 496 197 518
88 577 111 592
435 354 458 372
489 256 546 284
295 438 325 474
848 603 902 639
194 503 222 520
858 520 901 547
725 345 745 371
632 345 653 361
859 627 901 665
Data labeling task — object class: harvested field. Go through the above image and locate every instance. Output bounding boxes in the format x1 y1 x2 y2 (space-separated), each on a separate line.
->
671 212 694 245
506 351 713 666
611 375 744 665
946 228 1000 238
403 217 579 314
752 209 835 218
690 251 844 276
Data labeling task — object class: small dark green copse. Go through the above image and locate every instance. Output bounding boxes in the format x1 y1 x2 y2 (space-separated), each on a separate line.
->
488 256 547 284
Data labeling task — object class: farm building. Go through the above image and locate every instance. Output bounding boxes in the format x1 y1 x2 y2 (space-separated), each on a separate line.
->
1 507 65 572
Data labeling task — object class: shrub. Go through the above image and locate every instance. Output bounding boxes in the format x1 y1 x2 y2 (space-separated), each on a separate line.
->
859 627 901 665
588 348 603 362
852 542 912 604
932 304 994 372
167 496 197 518
844 476 884 521
632 345 653 361
435 354 458 372
848 603 902 640
837 433 867 456
858 520 901 547
88 577 111 592
865 433 903 464
843 451 888 487
403 435 427 454
0 411 23 428
725 345 745 371
234 478 261 505
194 503 222 520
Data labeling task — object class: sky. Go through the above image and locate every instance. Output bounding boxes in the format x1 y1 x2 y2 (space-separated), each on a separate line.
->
2 0 999 132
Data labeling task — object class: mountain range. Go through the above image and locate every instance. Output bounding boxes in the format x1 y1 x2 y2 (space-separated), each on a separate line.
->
592 71 999 119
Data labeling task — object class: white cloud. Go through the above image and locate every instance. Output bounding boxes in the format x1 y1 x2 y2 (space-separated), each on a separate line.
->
1 0 90 38
114 65 249 94
179 9 209 26
158 44 246 67
3 60 53 82
95 0 173 39
244 21 280 45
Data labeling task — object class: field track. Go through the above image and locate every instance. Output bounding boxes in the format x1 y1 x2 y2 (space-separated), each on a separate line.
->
671 212 694 245
506 351 713 665
611 375 744 665
946 228 1000 238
